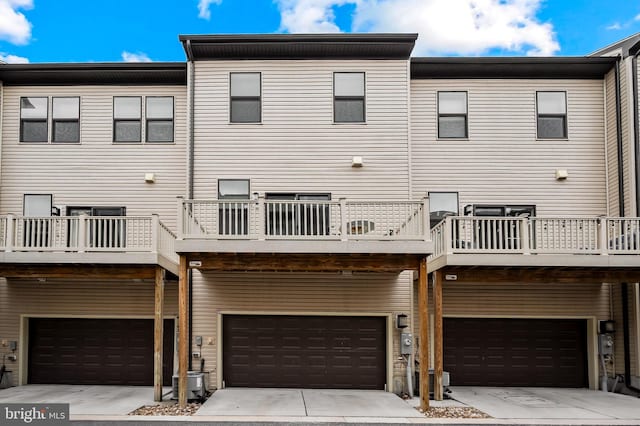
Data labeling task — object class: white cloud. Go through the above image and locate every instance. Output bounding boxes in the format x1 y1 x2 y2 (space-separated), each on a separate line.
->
275 0 559 56
606 22 622 30
278 0 350 33
198 0 222 20
0 52 29 63
121 51 152 62
0 0 33 45
635 14 640 21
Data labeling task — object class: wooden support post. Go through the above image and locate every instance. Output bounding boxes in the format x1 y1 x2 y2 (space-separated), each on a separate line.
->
153 266 165 402
418 257 430 411
178 256 189 407
433 270 444 401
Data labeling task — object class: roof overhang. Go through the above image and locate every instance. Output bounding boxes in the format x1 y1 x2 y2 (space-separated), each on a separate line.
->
0 63 187 86
179 33 418 61
411 57 617 79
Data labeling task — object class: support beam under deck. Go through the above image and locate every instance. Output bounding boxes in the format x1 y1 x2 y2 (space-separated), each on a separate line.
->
418 257 430 411
153 266 165 402
433 270 444 401
178 256 188 407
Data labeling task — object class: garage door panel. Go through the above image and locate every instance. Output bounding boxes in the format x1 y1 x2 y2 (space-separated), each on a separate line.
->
444 318 587 387
29 318 174 386
223 315 386 389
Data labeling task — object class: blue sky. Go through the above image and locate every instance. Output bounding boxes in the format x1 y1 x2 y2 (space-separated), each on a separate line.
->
1 0 640 63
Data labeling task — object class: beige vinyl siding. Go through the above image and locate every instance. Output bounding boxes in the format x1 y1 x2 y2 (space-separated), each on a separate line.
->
193 60 410 199
412 280 610 382
0 86 187 230
0 277 179 386
412 281 610 331
606 70 620 216
191 271 412 391
410 79 606 215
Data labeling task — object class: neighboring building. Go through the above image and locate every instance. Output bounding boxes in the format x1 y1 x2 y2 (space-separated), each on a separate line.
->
0 33 639 404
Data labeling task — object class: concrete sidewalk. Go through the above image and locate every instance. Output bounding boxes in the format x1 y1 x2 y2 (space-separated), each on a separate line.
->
196 388 423 417
448 387 640 420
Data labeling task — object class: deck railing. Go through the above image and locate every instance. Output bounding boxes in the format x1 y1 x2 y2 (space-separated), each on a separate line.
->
179 198 430 241
0 214 177 261
430 216 640 258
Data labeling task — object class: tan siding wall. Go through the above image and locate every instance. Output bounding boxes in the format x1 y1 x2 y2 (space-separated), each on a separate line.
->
191 271 413 391
413 281 610 332
606 70 620 216
193 60 410 199
0 278 179 386
410 79 607 215
0 86 187 230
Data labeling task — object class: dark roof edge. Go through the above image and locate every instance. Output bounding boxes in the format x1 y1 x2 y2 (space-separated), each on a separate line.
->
179 33 418 43
0 62 186 71
0 62 187 86
410 57 617 79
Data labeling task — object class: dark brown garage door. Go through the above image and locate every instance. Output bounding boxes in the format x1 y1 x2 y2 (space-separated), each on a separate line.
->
444 318 587 387
223 315 386 389
28 318 174 386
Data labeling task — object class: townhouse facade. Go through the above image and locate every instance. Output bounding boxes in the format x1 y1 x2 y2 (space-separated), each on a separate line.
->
0 33 639 409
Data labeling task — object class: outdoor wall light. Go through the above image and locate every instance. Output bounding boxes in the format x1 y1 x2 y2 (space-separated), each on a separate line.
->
352 156 364 168
599 320 615 334
396 313 409 329
555 169 568 180
145 173 156 183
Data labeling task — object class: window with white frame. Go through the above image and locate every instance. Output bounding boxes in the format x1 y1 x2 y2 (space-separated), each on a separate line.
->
52 97 80 143
113 96 142 142
537 91 567 139
334 72 365 123
230 73 261 123
146 97 174 142
438 92 467 138
20 97 80 143
20 97 49 142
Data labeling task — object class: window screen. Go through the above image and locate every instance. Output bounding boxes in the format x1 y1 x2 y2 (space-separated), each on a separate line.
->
537 91 567 139
230 73 261 123
146 97 174 142
114 97 141 142
20 97 48 142
334 72 365 123
52 97 80 143
438 92 467 138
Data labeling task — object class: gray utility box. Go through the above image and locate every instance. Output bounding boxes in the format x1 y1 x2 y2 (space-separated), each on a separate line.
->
172 371 206 401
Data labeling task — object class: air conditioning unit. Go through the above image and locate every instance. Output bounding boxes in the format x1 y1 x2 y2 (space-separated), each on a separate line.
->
172 371 206 401
414 369 450 396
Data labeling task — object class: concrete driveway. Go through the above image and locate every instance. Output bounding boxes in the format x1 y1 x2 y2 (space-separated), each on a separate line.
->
450 386 640 420
0 385 165 416
197 388 422 418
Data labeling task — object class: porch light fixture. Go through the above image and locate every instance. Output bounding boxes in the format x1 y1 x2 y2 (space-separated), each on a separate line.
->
145 173 156 183
352 156 363 168
396 313 409 329
599 320 615 334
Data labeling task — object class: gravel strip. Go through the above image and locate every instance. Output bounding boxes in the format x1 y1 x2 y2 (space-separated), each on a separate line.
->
418 406 492 418
129 402 201 416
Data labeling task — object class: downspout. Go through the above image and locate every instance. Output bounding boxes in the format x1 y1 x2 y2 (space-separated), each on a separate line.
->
617 52 640 393
615 57 625 217
627 48 640 392
632 50 640 217
186 39 196 370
